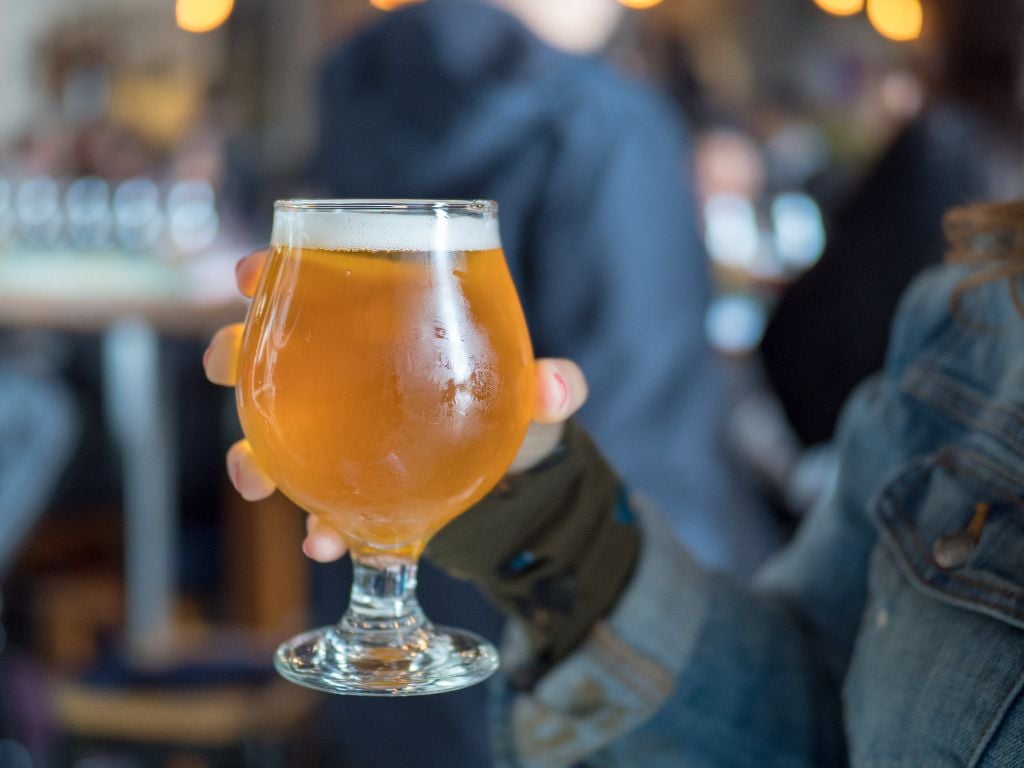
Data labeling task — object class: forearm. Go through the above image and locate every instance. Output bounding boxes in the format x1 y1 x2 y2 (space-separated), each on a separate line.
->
606 576 848 768
428 422 847 767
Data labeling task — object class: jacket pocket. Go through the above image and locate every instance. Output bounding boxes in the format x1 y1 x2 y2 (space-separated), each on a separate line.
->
844 447 1024 768
875 446 1024 628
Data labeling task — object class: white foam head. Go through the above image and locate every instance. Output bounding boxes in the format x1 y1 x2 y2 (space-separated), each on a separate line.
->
272 204 501 252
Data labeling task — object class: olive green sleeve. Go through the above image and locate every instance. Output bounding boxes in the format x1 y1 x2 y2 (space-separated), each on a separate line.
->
425 419 641 674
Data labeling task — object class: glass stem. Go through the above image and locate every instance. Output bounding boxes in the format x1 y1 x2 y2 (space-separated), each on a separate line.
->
337 556 431 647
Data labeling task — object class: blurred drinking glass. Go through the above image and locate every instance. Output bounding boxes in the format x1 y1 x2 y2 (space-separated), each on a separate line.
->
167 179 219 255
113 177 163 253
15 176 62 249
236 200 534 695
770 192 826 272
704 193 760 271
0 178 13 250
65 177 112 251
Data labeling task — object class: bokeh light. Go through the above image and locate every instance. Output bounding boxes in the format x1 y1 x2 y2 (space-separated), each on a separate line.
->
771 193 826 271
370 0 424 10
866 0 923 41
812 0 865 16
705 295 767 354
704 194 760 270
618 0 666 8
176 0 234 33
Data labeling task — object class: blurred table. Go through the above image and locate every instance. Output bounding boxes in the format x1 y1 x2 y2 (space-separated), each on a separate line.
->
0 250 247 658
0 251 245 333
55 674 318 767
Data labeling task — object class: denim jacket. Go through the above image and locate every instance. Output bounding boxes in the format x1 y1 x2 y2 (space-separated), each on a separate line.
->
493 264 1024 767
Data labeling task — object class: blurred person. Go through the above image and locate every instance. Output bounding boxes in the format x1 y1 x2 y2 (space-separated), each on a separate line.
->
209 199 1024 767
0 363 77 765
0 367 77 578
315 0 776 570
761 0 1024 448
264 0 781 763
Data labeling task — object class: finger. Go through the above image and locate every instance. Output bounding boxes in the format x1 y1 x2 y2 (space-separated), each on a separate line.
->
533 358 588 425
303 516 348 563
203 323 245 386
235 250 268 298
226 439 277 501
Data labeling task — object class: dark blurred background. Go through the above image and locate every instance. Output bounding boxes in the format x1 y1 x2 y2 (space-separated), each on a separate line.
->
1 0 1009 765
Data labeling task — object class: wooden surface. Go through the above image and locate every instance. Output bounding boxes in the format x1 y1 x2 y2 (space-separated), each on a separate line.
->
54 676 318 746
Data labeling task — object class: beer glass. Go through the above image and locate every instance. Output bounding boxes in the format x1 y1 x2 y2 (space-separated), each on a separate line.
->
236 200 534 695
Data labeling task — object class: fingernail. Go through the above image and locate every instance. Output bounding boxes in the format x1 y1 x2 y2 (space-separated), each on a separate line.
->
302 538 313 559
202 346 211 367
553 373 568 410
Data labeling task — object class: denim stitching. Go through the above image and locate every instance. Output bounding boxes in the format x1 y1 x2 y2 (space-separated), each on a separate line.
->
901 368 986 430
891 501 1024 605
955 449 1024 501
881 500 1024 620
881 522 1024 623
902 366 1024 458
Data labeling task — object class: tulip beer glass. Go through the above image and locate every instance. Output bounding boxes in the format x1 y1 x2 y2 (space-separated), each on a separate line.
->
237 200 534 695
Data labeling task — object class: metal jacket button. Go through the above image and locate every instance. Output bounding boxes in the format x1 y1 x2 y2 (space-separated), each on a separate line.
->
932 533 976 569
933 502 990 570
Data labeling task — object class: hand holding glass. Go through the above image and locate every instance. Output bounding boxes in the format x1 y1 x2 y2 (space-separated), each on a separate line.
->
235 200 534 695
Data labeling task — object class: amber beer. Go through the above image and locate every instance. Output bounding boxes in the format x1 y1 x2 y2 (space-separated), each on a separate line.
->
237 216 533 560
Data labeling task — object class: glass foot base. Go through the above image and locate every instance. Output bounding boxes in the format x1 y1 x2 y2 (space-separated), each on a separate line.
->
274 624 500 697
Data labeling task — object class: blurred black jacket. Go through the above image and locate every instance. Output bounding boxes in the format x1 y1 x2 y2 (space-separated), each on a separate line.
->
316 0 775 569
761 107 996 446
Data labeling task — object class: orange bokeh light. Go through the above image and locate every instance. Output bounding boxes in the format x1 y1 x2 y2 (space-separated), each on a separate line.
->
866 0 923 41
812 0 865 16
370 0 424 10
176 0 234 33
618 0 665 8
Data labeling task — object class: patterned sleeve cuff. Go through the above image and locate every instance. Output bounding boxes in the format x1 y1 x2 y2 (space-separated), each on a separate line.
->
426 419 641 666
498 496 710 768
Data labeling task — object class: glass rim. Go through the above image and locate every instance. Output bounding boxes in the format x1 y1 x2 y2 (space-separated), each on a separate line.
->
273 199 498 215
